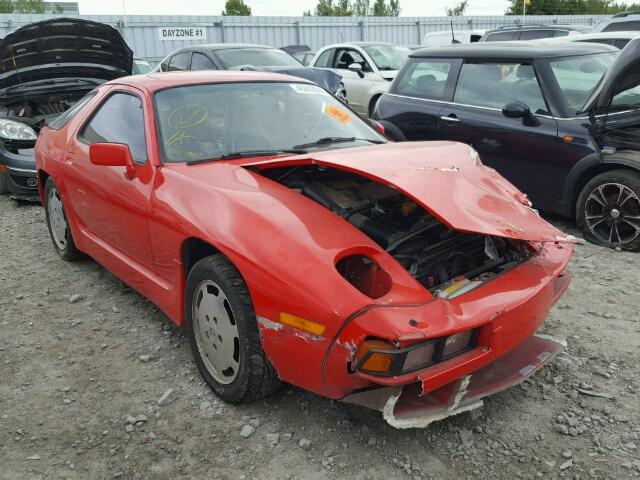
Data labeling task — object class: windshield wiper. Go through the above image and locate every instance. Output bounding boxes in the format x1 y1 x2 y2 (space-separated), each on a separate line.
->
292 136 385 150
186 149 307 165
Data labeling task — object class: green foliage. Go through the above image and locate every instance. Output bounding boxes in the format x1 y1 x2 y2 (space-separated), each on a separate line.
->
309 0 400 16
14 0 46 13
221 0 251 16
506 0 640 15
0 0 14 13
446 0 469 16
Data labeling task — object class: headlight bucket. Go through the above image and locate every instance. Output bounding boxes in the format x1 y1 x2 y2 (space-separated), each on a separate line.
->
355 329 479 376
0 118 37 141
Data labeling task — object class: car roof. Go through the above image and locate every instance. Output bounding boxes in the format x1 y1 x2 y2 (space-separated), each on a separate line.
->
320 41 395 49
410 41 618 59
108 70 311 93
530 31 640 45
172 43 276 53
485 24 589 33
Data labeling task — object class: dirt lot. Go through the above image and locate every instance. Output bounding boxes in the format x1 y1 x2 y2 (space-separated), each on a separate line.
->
1 195 639 480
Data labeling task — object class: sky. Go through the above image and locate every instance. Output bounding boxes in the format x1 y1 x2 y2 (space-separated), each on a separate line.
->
78 0 516 17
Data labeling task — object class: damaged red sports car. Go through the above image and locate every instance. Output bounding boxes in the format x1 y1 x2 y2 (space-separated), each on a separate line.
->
35 71 574 427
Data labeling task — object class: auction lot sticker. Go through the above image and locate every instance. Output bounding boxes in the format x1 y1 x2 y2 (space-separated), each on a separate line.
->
158 27 207 41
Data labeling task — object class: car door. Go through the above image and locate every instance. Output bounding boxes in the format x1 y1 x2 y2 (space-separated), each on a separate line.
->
440 60 559 202
332 48 379 115
64 88 156 270
375 58 460 141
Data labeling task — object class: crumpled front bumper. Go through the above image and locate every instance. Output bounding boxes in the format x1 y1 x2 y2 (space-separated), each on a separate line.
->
342 333 565 428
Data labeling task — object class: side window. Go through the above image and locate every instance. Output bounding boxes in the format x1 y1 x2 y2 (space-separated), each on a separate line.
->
81 93 147 163
614 38 631 49
335 49 372 72
394 59 455 100
190 52 217 71
48 91 97 130
454 62 548 114
485 31 520 41
314 48 334 68
521 29 554 40
603 20 640 32
554 30 570 37
167 52 191 71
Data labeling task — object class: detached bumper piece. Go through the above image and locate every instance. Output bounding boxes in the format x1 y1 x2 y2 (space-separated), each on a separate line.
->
343 334 565 429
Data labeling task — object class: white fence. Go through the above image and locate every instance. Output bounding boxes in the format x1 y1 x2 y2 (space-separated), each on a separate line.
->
0 13 611 60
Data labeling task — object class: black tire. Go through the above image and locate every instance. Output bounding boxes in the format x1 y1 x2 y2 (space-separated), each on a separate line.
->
576 169 640 251
185 254 280 403
0 170 7 195
43 178 82 261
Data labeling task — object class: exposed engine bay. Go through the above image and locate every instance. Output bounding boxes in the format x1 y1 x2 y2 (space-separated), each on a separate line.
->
262 165 534 297
0 90 84 133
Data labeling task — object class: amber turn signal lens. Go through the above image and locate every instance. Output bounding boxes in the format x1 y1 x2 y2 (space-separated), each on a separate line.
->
279 312 326 336
357 339 394 372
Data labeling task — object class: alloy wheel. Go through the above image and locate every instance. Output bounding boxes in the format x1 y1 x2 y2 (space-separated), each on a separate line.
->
584 182 640 246
48 188 68 250
192 280 240 385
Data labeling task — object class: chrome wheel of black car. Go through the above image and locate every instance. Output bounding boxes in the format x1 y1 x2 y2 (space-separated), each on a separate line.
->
578 170 640 251
585 183 640 246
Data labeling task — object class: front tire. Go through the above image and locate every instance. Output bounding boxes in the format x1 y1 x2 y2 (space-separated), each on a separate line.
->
185 254 280 403
0 170 7 194
44 178 81 260
576 169 640 251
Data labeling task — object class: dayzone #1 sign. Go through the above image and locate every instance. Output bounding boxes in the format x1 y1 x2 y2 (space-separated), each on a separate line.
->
158 27 207 41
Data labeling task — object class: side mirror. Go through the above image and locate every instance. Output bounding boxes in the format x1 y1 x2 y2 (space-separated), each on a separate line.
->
375 120 407 142
89 143 136 179
502 101 540 127
348 62 364 78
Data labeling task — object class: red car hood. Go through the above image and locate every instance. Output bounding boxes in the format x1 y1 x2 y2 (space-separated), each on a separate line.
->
247 141 573 243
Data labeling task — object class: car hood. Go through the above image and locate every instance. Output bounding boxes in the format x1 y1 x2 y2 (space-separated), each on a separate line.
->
582 36 640 113
246 142 574 243
0 17 132 92
244 65 342 93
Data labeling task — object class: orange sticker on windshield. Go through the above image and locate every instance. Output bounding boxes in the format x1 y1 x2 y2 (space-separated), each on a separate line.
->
324 105 351 124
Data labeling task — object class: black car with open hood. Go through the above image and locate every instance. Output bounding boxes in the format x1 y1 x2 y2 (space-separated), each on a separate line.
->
0 18 132 201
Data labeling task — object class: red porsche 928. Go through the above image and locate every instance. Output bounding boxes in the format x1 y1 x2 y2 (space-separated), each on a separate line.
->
35 71 573 427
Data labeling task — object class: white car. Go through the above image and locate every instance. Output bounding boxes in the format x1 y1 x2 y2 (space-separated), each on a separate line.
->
422 30 485 47
310 42 410 117
530 31 640 50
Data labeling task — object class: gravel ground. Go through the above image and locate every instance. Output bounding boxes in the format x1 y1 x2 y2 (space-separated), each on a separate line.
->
1 195 639 480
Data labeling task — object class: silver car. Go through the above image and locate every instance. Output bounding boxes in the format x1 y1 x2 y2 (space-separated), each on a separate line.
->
310 42 410 117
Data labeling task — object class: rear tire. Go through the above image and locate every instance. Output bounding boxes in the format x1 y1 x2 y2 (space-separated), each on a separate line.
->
185 254 280 403
576 169 640 251
44 178 81 260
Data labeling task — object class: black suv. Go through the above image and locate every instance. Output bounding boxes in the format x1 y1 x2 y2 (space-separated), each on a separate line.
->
374 40 640 250
479 24 590 42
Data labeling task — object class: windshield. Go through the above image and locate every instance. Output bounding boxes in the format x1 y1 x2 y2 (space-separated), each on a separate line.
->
548 52 616 114
213 48 302 69
363 45 410 71
154 82 386 163
133 59 153 74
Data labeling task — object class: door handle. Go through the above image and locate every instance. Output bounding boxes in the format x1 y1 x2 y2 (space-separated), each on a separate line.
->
440 115 460 123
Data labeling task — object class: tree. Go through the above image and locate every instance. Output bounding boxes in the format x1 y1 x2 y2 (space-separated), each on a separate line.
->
52 3 65 14
446 0 468 16
0 0 14 13
14 0 46 13
221 0 251 16
307 0 400 16
505 0 640 15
